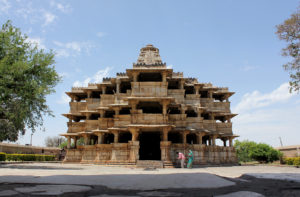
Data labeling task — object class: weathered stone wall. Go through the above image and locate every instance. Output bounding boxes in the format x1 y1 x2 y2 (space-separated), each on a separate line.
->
0 143 60 157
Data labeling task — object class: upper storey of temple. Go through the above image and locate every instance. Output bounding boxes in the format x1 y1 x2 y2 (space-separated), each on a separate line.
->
134 44 166 68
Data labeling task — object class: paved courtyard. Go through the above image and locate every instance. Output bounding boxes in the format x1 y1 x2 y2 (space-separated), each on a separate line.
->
0 163 300 196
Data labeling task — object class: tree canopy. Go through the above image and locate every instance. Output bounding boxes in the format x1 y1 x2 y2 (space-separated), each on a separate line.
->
276 7 300 92
45 136 66 147
0 20 61 142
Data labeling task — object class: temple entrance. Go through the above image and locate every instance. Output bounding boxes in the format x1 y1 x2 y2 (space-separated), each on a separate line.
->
139 132 161 160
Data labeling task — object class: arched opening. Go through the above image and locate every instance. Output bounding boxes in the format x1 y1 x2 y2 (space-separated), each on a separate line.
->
185 86 195 94
103 133 114 144
187 133 197 144
105 110 115 118
139 132 161 160
106 86 116 94
90 113 100 120
202 113 210 120
168 80 179 89
168 107 181 114
118 132 132 143
137 102 162 114
91 91 101 99
119 107 131 115
138 72 162 82
186 109 197 117
120 81 131 93
213 94 225 102
168 132 182 143
202 135 210 145
199 91 208 98
73 116 86 122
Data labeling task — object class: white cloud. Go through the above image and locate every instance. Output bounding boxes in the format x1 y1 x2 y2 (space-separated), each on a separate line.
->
50 0 72 13
233 82 296 113
96 32 106 38
43 11 57 26
0 0 11 14
26 37 46 50
167 64 173 69
57 93 70 104
73 67 112 87
232 82 300 147
54 41 94 57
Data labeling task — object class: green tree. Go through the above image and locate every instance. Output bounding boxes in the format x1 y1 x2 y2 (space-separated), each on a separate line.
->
234 140 257 162
276 7 300 92
249 143 281 163
45 136 66 147
0 20 61 142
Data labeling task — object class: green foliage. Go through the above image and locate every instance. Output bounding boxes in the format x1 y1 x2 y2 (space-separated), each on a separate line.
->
249 143 281 163
0 152 6 161
276 7 300 92
59 141 68 149
0 20 61 142
283 157 300 166
234 140 257 162
5 153 55 161
45 136 66 147
235 140 282 163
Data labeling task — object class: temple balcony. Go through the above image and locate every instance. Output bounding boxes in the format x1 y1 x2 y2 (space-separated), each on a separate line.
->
167 89 185 103
99 118 114 129
185 94 200 105
131 82 168 97
100 95 115 106
212 102 230 113
216 122 233 134
85 120 99 131
200 98 214 104
185 117 203 129
70 102 87 113
86 98 100 110
67 122 85 133
203 120 217 131
131 113 168 124
113 115 131 127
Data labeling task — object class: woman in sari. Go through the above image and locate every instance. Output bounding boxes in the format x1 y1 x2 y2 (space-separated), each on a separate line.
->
187 150 194 169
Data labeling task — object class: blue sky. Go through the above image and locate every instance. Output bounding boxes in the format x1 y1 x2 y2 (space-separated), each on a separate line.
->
1 0 299 147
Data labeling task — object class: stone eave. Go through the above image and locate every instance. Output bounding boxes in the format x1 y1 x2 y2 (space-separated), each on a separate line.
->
60 133 81 137
62 113 85 118
125 97 175 101
126 124 175 128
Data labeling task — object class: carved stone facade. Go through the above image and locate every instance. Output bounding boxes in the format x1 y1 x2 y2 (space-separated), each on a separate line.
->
61 44 238 167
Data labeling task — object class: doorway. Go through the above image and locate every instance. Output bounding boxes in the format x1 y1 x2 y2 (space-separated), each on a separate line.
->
139 132 161 160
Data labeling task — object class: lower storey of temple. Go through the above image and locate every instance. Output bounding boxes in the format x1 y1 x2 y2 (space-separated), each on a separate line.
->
64 131 237 167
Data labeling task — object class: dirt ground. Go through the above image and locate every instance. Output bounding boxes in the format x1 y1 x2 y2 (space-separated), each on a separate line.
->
0 163 300 197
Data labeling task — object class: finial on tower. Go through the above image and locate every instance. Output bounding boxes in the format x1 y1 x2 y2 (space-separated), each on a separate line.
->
134 44 165 67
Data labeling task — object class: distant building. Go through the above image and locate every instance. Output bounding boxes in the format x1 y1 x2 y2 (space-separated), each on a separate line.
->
61 44 238 167
276 145 300 158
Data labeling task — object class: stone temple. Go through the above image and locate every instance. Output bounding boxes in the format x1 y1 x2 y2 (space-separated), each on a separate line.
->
61 44 238 167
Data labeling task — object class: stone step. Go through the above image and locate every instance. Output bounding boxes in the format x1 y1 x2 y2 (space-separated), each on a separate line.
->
136 160 163 168
163 161 175 168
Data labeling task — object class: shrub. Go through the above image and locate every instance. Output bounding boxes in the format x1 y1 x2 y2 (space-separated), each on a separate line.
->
249 143 281 163
234 140 257 162
283 157 300 166
5 154 55 161
293 157 300 166
0 152 6 161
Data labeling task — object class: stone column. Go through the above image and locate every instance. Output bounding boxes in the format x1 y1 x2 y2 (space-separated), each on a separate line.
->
83 134 89 145
180 80 184 89
229 137 233 147
208 90 213 99
87 90 91 98
197 132 205 145
162 127 170 141
73 137 78 148
67 136 71 149
212 135 217 146
99 110 104 118
162 101 167 116
129 128 139 141
115 108 120 115
102 86 106 94
183 130 189 145
195 86 199 95
162 72 167 82
133 72 138 82
116 79 120 94
97 133 103 144
112 131 119 143
222 139 227 147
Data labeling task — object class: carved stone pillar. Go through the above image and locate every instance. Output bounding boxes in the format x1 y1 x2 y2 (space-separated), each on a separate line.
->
67 136 71 149
162 72 167 82
133 72 138 82
160 141 171 161
162 127 171 141
129 128 139 141
180 79 184 89
197 132 205 145
87 90 92 98
102 86 106 94
116 79 120 94
112 131 119 143
195 86 199 95
229 137 233 147
183 130 189 145
96 133 103 144
212 135 217 146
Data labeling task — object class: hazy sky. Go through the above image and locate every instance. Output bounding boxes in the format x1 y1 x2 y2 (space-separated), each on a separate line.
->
1 0 299 147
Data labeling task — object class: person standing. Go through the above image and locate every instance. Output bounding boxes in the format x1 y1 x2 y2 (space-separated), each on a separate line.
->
177 152 186 168
187 150 194 169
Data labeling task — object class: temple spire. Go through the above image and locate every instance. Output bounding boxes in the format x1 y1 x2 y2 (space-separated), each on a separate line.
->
135 44 165 67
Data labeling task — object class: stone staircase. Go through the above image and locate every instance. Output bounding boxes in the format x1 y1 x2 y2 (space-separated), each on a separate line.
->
136 160 164 168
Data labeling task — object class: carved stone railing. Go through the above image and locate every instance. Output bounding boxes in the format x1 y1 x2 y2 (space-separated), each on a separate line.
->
70 102 87 113
131 82 167 97
67 122 85 133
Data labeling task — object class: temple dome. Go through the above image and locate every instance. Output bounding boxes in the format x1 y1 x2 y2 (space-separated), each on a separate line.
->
136 44 163 66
